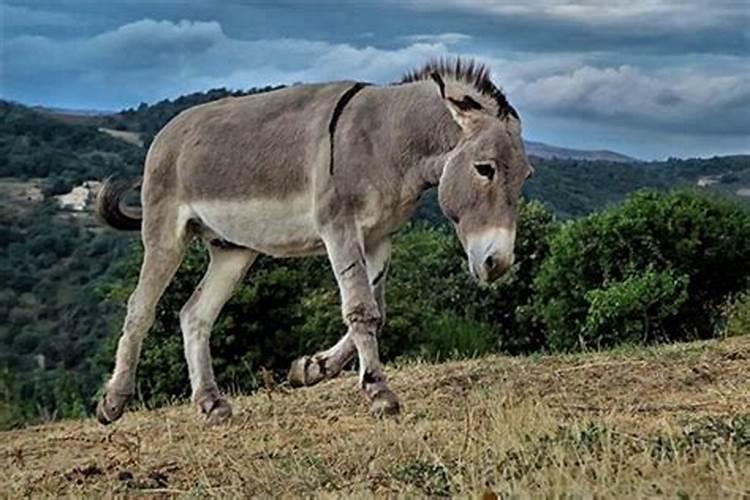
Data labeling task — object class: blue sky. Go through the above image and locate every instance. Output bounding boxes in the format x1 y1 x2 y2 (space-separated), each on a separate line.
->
2 0 748 159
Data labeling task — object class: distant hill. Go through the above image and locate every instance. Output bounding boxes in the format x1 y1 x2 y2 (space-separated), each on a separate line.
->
31 106 114 126
524 140 637 163
33 106 113 116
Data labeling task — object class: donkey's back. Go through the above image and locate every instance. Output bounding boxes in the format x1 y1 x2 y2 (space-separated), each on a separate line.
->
148 81 358 203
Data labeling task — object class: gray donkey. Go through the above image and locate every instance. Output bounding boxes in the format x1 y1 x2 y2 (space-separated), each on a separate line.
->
95 59 533 425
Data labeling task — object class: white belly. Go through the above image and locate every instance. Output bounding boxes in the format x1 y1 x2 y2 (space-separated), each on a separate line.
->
187 196 325 257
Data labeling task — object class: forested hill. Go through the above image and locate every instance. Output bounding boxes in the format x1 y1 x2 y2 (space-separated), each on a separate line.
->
523 154 750 218
0 100 143 189
97 85 284 147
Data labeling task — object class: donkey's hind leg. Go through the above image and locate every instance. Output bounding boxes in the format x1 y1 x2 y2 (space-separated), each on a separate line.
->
180 243 257 425
288 333 356 387
97 226 187 425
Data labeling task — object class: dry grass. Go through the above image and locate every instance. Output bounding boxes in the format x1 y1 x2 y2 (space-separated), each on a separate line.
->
2 336 748 498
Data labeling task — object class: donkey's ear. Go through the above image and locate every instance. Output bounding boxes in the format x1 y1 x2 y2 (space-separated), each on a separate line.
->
444 95 484 134
430 72 484 133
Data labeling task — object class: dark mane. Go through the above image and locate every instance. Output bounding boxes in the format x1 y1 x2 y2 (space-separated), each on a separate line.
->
400 58 519 120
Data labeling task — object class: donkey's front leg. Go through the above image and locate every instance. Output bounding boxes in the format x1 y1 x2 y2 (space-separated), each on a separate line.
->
287 239 390 388
323 230 400 416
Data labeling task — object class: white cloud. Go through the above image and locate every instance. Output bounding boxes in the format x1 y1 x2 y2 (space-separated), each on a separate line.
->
511 63 750 134
1 19 449 106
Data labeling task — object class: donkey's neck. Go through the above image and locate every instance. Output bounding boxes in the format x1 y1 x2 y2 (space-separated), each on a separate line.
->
385 81 462 193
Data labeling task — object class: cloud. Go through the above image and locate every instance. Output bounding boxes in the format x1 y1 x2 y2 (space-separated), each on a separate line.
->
1 16 747 153
511 64 750 135
396 0 748 56
1 19 449 108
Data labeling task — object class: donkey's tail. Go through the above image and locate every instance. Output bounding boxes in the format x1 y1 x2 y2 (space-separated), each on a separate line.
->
95 176 143 231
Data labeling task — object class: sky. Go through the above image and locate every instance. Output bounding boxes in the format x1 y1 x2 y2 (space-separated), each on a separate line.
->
1 0 749 160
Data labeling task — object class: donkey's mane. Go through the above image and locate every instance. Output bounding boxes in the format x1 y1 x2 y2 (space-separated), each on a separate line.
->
400 58 519 120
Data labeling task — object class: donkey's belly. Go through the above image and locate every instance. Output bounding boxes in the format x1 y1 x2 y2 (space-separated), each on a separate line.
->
188 198 325 257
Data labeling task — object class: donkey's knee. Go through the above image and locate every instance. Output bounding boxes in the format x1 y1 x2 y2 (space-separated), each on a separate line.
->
179 302 212 339
344 302 382 330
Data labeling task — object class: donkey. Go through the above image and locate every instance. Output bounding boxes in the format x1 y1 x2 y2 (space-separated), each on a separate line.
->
95 59 533 425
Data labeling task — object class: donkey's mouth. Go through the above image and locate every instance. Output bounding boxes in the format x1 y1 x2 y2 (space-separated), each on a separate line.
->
466 226 516 284
468 253 513 284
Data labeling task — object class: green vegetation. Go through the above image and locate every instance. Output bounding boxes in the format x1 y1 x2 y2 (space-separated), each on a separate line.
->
532 190 750 350
723 291 750 338
526 155 750 218
1 92 748 430
0 101 143 194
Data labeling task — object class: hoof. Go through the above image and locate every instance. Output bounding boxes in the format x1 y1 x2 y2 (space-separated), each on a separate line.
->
288 356 325 388
204 398 233 426
96 393 128 425
370 390 401 418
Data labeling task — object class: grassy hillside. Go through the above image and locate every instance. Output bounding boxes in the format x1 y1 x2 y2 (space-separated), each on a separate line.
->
1 336 747 497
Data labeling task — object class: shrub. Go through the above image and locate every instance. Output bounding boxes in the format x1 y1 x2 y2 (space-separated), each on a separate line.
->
582 270 689 348
722 291 750 338
405 312 497 361
533 189 750 351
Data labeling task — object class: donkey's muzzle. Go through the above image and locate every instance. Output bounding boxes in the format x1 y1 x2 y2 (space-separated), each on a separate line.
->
484 254 512 282
466 226 516 284
469 253 513 283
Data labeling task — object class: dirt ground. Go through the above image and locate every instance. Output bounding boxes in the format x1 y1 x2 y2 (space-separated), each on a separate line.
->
1 336 748 498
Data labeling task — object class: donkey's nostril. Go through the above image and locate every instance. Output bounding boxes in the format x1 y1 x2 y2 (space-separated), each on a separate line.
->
484 255 495 270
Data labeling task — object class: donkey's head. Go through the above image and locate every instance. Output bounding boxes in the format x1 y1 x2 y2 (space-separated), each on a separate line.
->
431 71 533 284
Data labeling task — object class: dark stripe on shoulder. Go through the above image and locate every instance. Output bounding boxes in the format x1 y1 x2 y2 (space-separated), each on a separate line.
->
329 82 369 175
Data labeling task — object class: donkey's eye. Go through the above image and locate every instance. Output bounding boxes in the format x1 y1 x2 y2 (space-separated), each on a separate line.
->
473 162 495 181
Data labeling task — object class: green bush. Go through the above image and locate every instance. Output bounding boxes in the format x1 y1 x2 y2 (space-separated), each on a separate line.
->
533 189 750 351
722 291 750 338
406 312 497 361
583 270 689 348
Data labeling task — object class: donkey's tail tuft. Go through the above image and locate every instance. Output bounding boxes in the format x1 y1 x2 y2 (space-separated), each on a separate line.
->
95 176 143 231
